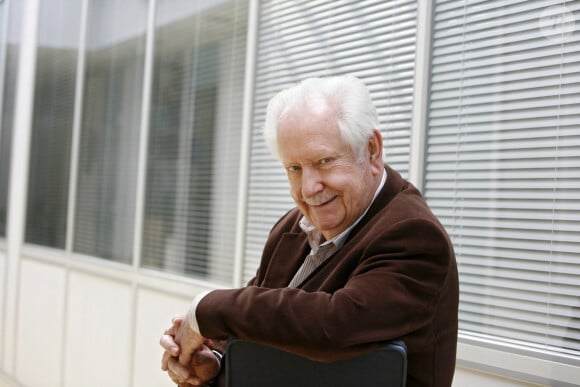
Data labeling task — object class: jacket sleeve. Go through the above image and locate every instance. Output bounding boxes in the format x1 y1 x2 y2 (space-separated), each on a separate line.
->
196 217 455 362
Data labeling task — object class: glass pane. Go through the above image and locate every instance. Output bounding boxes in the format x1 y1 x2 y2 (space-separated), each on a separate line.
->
141 0 248 283
425 1 580 359
74 0 147 262
0 0 22 238
243 0 418 281
25 0 82 248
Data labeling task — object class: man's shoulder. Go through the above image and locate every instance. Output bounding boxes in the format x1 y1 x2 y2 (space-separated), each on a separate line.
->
270 207 303 235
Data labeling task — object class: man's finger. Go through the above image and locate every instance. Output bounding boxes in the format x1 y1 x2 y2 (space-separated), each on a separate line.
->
169 370 196 387
160 334 180 356
167 368 181 384
175 324 204 365
167 356 192 383
185 375 203 386
161 349 174 371
164 316 181 336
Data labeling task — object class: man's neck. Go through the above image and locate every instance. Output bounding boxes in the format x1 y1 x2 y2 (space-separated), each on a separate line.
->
301 168 387 251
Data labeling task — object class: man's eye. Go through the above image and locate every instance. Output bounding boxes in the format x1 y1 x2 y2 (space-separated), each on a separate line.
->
287 165 300 172
320 158 332 165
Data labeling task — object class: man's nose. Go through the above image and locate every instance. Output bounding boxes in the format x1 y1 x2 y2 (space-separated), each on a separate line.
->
301 167 324 198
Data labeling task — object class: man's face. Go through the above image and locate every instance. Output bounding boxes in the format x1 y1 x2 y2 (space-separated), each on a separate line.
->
277 105 383 240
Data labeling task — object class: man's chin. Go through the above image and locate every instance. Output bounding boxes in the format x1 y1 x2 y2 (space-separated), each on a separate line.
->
310 219 341 237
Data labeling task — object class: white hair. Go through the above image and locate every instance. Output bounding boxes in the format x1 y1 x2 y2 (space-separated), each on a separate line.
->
263 75 380 161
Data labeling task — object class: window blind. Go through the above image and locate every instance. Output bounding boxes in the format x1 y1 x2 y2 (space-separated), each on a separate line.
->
243 0 418 282
73 0 147 262
141 0 248 284
25 0 82 248
424 0 580 360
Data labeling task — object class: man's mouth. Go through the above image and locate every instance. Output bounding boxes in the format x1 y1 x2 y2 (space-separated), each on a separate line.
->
305 195 337 207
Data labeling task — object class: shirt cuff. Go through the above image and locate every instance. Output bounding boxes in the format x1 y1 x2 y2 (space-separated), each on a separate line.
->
185 290 212 333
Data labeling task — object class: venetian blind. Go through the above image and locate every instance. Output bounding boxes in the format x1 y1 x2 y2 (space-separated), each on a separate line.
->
74 0 147 262
141 0 248 284
424 0 580 359
243 0 418 282
25 0 82 248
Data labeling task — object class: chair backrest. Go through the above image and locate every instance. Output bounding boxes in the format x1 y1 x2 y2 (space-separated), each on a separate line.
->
225 339 407 387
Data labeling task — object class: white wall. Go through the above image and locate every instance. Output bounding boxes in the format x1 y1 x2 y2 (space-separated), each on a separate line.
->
0 249 5 370
453 367 545 387
0 247 554 387
16 259 66 387
0 248 204 387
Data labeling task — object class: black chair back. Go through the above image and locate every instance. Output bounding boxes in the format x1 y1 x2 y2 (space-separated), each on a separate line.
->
225 340 407 387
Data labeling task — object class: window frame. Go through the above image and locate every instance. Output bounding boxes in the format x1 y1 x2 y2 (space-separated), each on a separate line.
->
417 1 580 385
3 0 578 384
19 0 252 287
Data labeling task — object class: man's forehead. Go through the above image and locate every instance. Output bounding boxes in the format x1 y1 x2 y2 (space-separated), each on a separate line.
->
278 98 338 129
304 93 333 115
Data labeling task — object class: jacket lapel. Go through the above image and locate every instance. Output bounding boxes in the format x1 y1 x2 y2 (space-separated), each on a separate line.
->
259 166 407 289
260 232 309 288
346 165 405 244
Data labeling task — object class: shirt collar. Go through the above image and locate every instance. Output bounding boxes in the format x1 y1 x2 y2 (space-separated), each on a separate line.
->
299 168 387 252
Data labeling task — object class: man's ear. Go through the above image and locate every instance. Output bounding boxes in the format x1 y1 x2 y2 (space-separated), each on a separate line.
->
368 129 384 173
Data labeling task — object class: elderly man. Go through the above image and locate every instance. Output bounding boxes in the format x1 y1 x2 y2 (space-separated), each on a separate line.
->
161 75 459 387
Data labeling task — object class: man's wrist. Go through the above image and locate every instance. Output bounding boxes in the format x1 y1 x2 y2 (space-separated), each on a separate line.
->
205 349 223 387
186 290 212 332
211 349 223 364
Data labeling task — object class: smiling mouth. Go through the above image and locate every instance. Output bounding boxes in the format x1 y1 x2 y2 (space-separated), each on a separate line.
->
307 195 337 207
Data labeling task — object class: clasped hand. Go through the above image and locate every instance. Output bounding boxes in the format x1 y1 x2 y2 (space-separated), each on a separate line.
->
160 315 223 386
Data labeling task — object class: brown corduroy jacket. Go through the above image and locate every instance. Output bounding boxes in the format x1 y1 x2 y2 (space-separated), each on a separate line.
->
198 165 459 387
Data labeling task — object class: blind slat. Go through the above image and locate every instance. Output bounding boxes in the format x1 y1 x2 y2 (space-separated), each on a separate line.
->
141 0 248 283
244 0 418 281
425 0 580 362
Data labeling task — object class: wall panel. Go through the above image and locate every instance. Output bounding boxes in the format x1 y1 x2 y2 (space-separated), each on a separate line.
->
15 258 66 387
63 271 132 387
453 366 544 387
132 288 190 387
0 250 5 366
